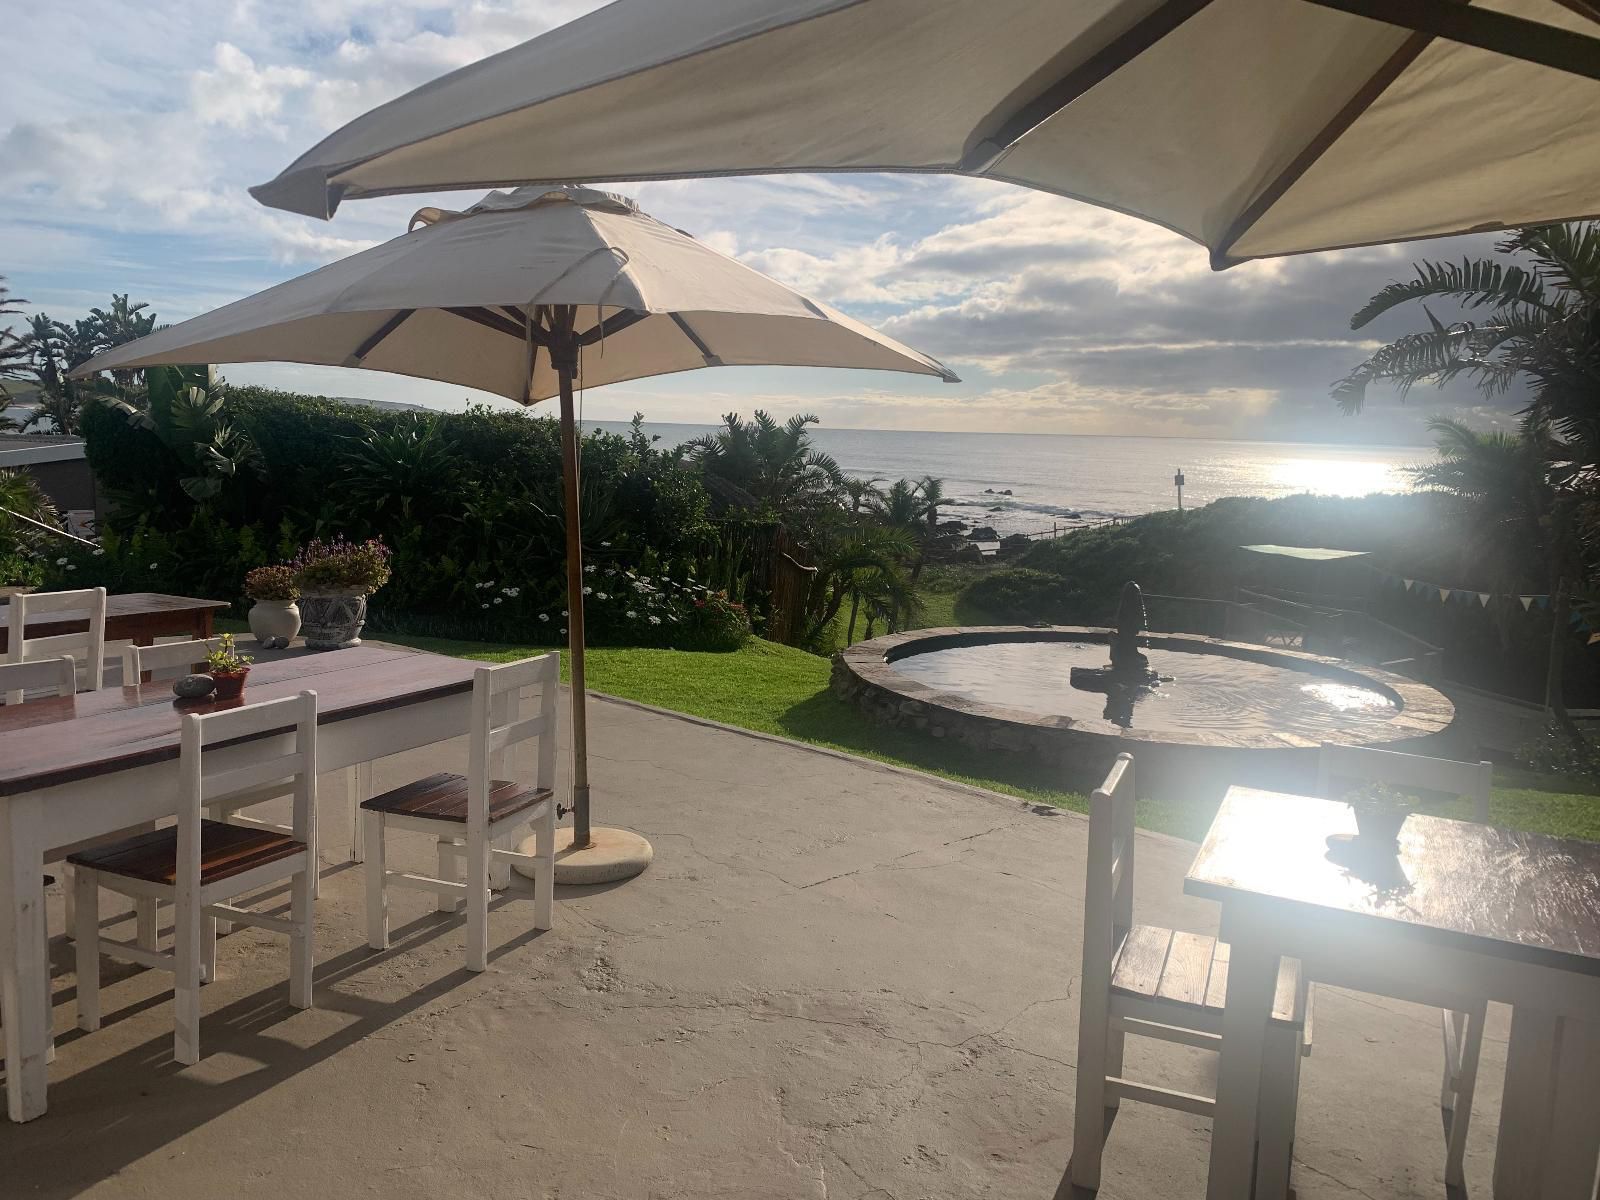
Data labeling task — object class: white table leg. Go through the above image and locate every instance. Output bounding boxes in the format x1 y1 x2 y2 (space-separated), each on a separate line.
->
346 761 373 864
1542 1016 1600 1200
0 798 51 1121
1208 918 1278 1200
1497 1009 1558 1198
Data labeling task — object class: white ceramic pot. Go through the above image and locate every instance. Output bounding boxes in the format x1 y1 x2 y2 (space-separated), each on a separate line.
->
248 598 302 647
298 589 368 650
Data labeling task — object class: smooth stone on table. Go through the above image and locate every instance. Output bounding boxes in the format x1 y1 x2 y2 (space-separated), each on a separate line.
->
172 673 216 699
513 826 653 884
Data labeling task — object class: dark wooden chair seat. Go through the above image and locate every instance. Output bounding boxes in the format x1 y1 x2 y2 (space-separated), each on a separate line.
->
68 821 305 887
360 771 551 824
1111 924 1306 1028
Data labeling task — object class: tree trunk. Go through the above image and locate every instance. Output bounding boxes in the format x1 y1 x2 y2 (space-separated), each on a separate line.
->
1545 578 1582 741
846 590 860 644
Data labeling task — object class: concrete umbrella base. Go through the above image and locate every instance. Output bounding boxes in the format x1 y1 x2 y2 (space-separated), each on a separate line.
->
513 826 653 885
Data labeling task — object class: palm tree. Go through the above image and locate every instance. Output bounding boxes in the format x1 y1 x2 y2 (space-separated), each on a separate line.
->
89 294 157 397
685 410 845 514
1409 416 1555 593
1332 223 1600 461
799 524 918 647
23 314 107 434
1335 224 1600 729
0 277 30 400
0 467 62 547
840 475 885 644
918 474 945 535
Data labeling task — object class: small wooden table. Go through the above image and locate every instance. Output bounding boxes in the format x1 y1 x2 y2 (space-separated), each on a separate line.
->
0 591 229 653
1186 787 1600 1200
0 645 486 1122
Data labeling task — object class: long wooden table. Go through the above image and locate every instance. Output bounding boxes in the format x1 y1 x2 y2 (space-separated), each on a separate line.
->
0 591 229 653
1187 787 1600 1199
0 645 485 1122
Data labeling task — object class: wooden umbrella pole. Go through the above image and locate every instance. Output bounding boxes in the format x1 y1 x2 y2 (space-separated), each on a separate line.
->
552 311 592 850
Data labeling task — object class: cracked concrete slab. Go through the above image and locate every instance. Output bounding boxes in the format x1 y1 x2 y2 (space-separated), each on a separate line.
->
1 691 1511 1198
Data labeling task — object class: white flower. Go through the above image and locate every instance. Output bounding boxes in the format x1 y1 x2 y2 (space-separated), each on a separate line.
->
647 615 661 626
493 597 503 605
561 609 568 617
92 548 104 557
626 609 638 619
481 603 490 609
560 627 567 636
582 586 592 595
65 564 76 571
584 564 596 573
538 613 550 622
600 541 611 547
503 587 519 597
639 575 651 583
596 592 608 601
625 571 636 579
148 562 158 570
55 557 67 565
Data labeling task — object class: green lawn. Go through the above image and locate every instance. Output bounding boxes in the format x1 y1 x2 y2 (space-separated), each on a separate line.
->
363 631 1600 845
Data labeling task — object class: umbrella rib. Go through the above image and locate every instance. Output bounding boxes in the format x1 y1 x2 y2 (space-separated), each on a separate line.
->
959 0 1217 172
342 309 415 367
443 305 527 341
1209 29 1435 269
668 313 721 366
578 308 649 347
1301 0 1600 80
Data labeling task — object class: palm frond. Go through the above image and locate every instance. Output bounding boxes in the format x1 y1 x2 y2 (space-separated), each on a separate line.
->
1350 257 1557 329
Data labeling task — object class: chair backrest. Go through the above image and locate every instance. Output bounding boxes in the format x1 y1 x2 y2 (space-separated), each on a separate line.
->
123 636 259 683
1081 753 1136 997
1317 742 1492 823
6 587 107 700
466 653 560 825
0 655 77 704
178 692 319 883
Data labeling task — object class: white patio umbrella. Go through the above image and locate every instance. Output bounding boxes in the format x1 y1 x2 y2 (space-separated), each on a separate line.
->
250 0 1600 268
72 185 957 874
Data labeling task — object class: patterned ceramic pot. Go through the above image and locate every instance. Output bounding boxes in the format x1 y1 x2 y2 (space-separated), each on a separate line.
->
298 588 367 650
248 599 302 647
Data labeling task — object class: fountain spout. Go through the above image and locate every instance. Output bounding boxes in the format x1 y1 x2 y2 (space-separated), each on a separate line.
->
1109 580 1149 669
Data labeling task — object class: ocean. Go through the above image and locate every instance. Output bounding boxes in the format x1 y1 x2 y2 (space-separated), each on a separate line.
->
591 423 1427 538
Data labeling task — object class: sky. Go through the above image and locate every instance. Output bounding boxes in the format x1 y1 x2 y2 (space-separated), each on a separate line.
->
0 0 1528 445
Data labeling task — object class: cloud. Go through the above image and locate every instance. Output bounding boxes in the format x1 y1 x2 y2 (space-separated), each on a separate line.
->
190 42 312 131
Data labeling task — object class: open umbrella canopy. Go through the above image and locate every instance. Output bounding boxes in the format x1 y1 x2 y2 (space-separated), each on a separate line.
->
79 185 956 398
250 0 1600 268
71 183 954 860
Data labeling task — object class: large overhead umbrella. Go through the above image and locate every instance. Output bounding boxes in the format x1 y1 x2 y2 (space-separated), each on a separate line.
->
72 185 957 871
251 0 1600 268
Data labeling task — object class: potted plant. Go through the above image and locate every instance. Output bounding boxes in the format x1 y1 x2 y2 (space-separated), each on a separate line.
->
291 536 392 650
206 633 253 700
244 564 301 648
1343 782 1418 851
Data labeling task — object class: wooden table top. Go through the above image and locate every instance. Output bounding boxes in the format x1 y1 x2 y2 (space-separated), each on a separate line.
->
1186 786 1600 978
0 592 229 628
0 645 480 797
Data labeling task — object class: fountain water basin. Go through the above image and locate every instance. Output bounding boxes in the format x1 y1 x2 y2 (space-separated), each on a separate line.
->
833 625 1456 799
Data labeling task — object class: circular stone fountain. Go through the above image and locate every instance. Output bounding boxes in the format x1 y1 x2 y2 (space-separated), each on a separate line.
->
834 620 1455 799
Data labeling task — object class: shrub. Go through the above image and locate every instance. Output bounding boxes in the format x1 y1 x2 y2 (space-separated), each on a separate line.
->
1517 724 1600 789
244 564 298 602
683 590 752 652
0 548 45 589
292 537 392 595
960 567 1086 624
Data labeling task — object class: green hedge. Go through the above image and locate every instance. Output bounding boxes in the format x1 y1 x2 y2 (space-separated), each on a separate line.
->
68 390 724 644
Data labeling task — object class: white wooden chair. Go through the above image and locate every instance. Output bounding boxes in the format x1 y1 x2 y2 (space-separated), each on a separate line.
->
70 691 319 1065
5 587 107 702
363 654 558 972
0 655 77 705
1070 753 1311 1198
1317 741 1493 1191
122 636 314 917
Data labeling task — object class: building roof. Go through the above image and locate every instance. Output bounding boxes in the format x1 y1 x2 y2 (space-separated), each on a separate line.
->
1238 544 1371 563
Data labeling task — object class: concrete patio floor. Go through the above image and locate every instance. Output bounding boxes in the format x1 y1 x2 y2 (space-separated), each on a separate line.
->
1 689 1512 1198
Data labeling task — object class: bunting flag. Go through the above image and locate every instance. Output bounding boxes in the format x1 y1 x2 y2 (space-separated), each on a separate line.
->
1478 593 1492 607
1521 595 1537 611
1438 586 1450 602
1402 578 1415 591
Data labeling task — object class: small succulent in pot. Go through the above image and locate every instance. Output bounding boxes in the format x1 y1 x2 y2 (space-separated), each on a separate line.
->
206 633 253 700
1342 782 1418 850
